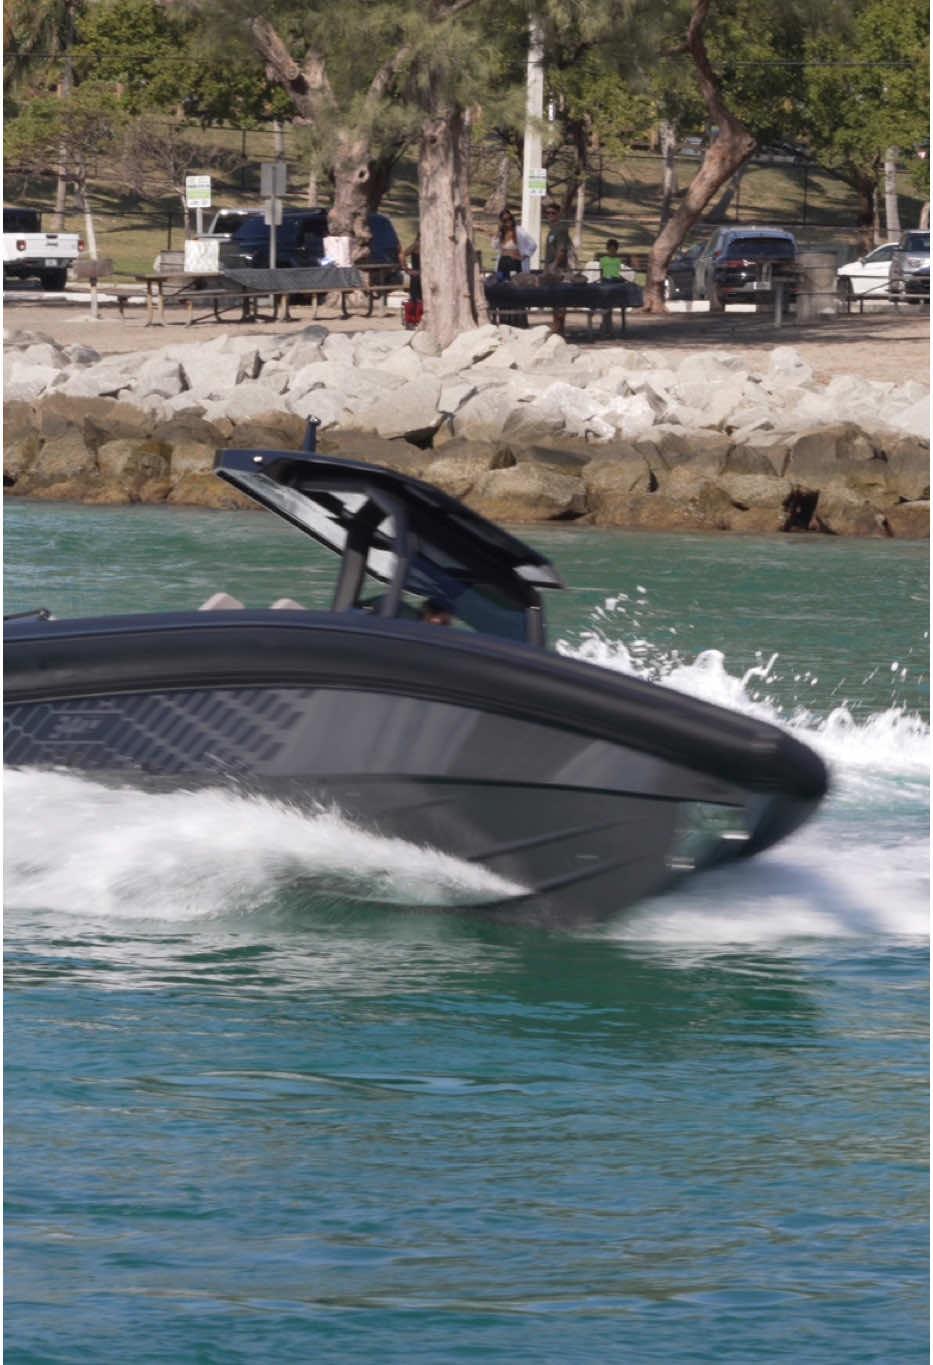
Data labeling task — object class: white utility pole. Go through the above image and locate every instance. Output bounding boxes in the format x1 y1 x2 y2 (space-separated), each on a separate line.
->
521 16 545 260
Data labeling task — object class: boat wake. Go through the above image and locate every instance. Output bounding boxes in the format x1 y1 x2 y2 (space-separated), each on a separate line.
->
557 605 930 789
3 769 523 922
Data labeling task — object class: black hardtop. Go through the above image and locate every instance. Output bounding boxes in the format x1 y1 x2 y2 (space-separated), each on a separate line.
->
215 447 564 644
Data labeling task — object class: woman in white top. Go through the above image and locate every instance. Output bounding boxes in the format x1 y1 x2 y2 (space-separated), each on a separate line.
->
491 209 537 277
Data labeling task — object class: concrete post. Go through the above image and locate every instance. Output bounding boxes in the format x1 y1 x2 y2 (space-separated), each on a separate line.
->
521 17 544 263
795 250 839 322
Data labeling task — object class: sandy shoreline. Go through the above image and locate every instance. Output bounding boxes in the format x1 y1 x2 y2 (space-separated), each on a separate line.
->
4 291 929 389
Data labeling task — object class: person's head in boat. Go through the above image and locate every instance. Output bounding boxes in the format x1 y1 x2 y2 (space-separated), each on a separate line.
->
420 597 453 626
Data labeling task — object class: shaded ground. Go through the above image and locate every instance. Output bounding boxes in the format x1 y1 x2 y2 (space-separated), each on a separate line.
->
3 286 929 388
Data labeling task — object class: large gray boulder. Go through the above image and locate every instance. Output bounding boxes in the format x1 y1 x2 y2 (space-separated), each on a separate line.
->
97 437 171 494
885 500 930 538
351 375 443 442
421 442 504 499
582 448 654 523
465 462 587 522
785 423 880 485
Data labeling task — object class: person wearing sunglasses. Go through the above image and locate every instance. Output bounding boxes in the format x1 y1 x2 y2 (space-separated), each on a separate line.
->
491 209 537 279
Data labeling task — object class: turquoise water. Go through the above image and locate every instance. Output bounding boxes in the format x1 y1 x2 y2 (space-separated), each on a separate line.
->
4 502 929 1363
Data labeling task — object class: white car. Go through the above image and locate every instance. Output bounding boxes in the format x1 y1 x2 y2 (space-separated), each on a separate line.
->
835 243 897 301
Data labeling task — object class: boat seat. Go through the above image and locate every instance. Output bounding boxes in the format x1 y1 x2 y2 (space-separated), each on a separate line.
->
198 592 245 611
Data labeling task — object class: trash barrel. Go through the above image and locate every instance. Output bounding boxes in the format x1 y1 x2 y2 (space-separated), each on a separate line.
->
795 250 839 322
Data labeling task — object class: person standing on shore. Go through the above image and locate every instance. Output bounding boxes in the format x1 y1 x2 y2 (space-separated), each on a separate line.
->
542 200 573 336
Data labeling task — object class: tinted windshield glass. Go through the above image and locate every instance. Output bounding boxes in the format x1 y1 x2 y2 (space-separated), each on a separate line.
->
725 238 795 259
212 212 248 234
903 233 929 252
4 208 40 232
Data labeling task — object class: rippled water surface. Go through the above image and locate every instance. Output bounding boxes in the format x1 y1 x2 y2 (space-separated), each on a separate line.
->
5 502 929 1363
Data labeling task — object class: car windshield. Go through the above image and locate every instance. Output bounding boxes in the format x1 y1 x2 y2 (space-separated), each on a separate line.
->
724 238 795 259
212 212 248 234
902 233 929 252
4 209 40 231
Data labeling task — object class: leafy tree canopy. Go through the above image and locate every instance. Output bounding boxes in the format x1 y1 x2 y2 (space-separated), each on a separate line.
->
72 0 293 125
803 0 929 192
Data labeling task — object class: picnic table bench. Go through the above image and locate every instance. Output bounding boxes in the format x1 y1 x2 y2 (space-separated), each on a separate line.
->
484 278 644 337
134 265 396 326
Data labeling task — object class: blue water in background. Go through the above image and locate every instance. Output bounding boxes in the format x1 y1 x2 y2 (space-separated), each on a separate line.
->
4 501 929 1363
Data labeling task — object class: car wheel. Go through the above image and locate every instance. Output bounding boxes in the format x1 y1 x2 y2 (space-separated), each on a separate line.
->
40 268 68 291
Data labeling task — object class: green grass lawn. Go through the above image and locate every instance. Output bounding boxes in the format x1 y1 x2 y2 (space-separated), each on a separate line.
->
4 124 925 279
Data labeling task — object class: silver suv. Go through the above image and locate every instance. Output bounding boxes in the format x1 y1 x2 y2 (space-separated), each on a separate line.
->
889 229 930 302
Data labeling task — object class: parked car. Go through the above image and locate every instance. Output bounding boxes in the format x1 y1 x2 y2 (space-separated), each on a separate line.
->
903 262 930 302
679 135 706 157
198 208 263 242
835 242 898 302
665 244 701 300
225 208 328 269
225 209 402 282
889 229 930 304
693 226 798 306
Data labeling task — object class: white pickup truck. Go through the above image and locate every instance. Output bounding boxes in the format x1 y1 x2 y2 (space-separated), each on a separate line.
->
3 206 83 291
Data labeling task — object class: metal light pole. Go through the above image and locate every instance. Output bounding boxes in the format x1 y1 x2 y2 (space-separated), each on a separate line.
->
521 15 545 260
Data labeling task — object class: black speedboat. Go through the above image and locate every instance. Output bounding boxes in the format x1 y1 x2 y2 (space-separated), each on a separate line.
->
4 427 828 926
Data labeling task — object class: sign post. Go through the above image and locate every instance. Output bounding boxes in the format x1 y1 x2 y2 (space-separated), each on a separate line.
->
184 175 212 237
261 161 288 269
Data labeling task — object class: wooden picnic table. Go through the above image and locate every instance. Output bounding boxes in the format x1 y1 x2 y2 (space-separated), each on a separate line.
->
134 265 379 326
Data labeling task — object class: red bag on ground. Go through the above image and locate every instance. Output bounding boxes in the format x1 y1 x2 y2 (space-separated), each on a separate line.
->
404 300 423 329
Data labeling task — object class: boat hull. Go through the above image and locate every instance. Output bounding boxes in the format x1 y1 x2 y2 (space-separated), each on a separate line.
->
4 612 828 925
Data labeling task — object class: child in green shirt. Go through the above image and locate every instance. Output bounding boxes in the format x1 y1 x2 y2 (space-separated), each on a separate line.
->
599 239 623 281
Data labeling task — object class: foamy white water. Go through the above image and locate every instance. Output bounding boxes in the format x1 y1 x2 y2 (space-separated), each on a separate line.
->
4 769 522 920
558 618 931 782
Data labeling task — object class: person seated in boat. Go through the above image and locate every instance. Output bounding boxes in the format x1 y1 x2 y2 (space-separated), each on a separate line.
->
419 597 453 626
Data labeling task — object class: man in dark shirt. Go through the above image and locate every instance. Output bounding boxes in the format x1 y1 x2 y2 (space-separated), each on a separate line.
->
543 200 573 336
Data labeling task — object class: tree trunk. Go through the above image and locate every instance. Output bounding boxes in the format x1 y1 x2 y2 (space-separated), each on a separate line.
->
643 0 756 313
884 148 901 241
329 131 375 255
708 163 746 223
484 149 510 217
853 166 878 255
659 119 679 228
419 102 486 349
574 181 586 255
76 178 98 260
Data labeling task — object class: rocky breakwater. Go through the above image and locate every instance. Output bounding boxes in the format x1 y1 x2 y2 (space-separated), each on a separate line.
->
4 322 929 536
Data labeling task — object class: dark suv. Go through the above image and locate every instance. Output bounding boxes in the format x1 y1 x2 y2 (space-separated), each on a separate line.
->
693 227 798 306
225 209 402 283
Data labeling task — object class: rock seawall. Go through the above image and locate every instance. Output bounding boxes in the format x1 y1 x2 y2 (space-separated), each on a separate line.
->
4 322 929 536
